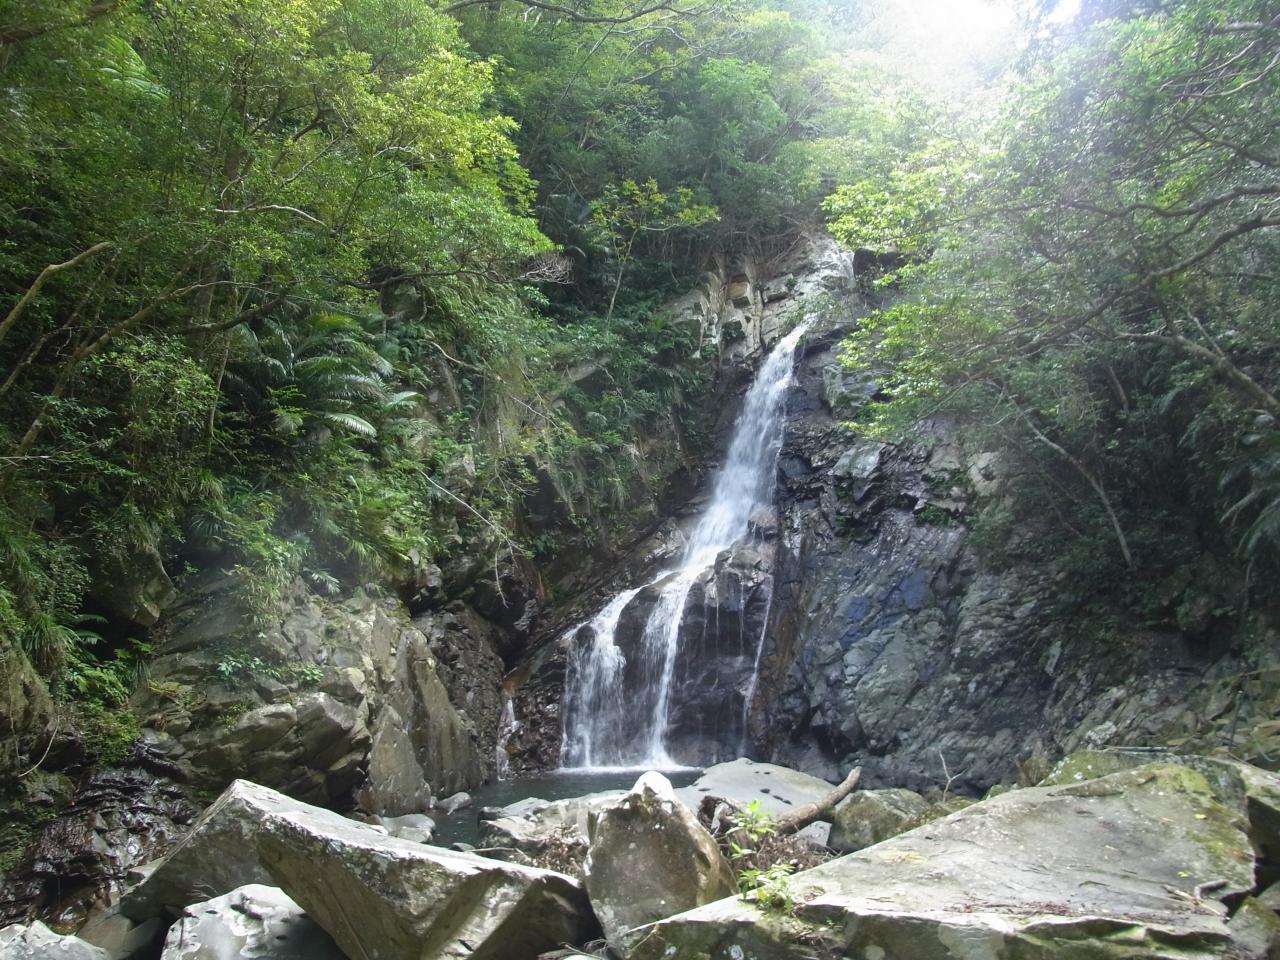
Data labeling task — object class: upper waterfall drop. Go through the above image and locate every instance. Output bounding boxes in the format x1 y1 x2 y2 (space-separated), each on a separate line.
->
559 321 811 769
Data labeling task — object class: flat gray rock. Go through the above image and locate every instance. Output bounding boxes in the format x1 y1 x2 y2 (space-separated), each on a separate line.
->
159 885 345 960
378 813 436 844
479 790 625 858
628 763 1260 959
675 758 837 844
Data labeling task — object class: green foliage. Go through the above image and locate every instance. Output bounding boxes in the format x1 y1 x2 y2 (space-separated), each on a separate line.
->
62 635 151 706
824 166 945 256
0 0 560 657
727 798 777 854
737 862 796 912
212 642 326 688
73 700 141 766
724 800 797 912
833 0 1280 619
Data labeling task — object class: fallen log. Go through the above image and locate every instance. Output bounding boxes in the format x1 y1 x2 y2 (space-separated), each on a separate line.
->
772 766 862 837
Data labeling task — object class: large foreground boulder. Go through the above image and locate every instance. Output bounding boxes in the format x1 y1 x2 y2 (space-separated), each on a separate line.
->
627 764 1261 959
159 885 345 960
123 780 595 960
259 798 594 960
585 772 735 949
121 780 280 920
1042 749 1280 864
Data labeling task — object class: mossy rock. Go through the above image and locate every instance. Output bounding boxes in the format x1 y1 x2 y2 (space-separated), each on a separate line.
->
1038 749 1148 786
829 788 931 854
628 762 1260 960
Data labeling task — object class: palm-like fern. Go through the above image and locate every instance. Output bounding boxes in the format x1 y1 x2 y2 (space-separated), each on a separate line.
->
1222 428 1280 559
221 311 413 447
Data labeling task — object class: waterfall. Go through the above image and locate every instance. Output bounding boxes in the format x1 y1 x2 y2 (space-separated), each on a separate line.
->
495 691 519 780
560 322 809 769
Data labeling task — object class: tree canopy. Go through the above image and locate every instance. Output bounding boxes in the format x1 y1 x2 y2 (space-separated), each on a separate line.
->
836 0 1280 624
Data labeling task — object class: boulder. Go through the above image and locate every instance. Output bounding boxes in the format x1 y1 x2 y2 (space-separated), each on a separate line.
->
676 758 837 845
479 791 626 877
0 922 108 960
124 780 595 960
258 797 594 960
1043 750 1280 862
159 885 345 960
627 764 1260 959
1038 748 1150 786
480 791 623 849
828 787 931 853
90 543 176 628
1228 898 1280 959
378 813 435 844
122 780 282 921
437 791 471 815
585 772 735 949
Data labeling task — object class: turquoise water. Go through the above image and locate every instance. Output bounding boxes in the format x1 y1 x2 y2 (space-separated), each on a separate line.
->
432 768 702 847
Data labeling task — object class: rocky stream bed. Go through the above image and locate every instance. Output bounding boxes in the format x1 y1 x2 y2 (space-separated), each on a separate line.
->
5 751 1280 960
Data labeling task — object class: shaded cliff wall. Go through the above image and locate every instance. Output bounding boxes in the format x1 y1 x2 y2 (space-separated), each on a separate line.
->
507 233 1280 790
758 329 1280 792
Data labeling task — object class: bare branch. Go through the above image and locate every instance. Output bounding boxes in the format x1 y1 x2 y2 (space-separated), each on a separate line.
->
1010 402 1134 570
1062 184 1280 221
1118 330 1280 416
442 0 693 21
214 204 327 227
0 0 123 47
0 241 112 349
772 767 862 838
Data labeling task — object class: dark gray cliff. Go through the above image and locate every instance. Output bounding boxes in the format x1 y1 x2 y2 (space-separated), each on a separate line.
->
507 233 1280 790
755 329 1280 791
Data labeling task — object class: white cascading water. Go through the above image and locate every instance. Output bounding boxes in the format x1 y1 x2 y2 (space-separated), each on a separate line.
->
560 321 810 768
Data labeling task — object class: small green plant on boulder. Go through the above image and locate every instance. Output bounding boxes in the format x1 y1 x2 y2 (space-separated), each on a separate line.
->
726 800 797 913
737 862 796 912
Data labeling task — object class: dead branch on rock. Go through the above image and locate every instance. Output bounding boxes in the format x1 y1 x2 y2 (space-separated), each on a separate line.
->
772 767 862 838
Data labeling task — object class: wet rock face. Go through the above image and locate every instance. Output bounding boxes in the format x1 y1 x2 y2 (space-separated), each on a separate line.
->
560 541 777 769
664 544 776 765
754 329 1251 792
1 755 196 927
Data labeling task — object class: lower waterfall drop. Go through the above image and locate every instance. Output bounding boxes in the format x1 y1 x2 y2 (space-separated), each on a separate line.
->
559 321 810 768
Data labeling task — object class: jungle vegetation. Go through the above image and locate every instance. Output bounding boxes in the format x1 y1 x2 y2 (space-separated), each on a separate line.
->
0 0 1276 712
